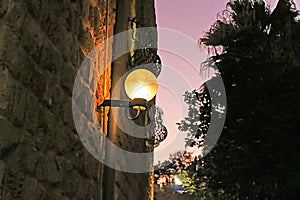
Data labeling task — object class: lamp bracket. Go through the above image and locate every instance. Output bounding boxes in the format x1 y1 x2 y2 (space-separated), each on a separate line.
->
96 98 149 112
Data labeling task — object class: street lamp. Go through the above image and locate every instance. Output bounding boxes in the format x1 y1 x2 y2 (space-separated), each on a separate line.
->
96 68 158 119
96 18 167 147
125 69 158 102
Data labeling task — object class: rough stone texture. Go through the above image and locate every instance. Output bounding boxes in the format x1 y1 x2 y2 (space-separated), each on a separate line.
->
0 0 157 199
0 0 115 199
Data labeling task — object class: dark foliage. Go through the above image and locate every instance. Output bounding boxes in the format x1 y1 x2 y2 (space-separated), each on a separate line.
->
178 0 300 199
177 86 212 148
154 150 194 177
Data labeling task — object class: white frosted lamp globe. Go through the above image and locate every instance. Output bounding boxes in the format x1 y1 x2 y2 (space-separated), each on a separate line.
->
124 69 158 101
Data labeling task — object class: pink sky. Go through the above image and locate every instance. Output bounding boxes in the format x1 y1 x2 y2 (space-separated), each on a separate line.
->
156 0 300 41
154 0 300 163
154 0 229 163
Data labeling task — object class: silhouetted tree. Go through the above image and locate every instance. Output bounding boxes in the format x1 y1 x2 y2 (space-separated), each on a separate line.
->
154 150 194 180
178 0 300 199
177 86 212 148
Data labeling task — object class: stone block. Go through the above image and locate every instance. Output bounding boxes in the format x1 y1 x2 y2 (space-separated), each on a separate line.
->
81 0 92 27
22 177 46 200
36 106 56 135
0 0 10 18
18 14 44 62
62 96 74 128
0 117 20 158
70 0 82 16
3 1 29 38
79 27 95 56
41 22 64 49
0 161 5 196
95 65 111 106
43 79 66 116
74 176 90 199
10 83 27 127
60 63 77 96
31 68 47 98
60 171 88 198
74 82 95 122
1 168 25 199
39 39 64 73
68 142 86 171
19 145 38 175
18 62 34 88
24 94 39 132
0 25 37 82
51 85 65 119
46 189 64 200
42 76 56 108
79 56 93 85
74 50 86 71
25 0 42 20
58 30 78 62
35 1 68 33
53 124 70 155
0 66 14 118
55 155 74 173
36 151 63 185
63 9 74 32
10 45 36 80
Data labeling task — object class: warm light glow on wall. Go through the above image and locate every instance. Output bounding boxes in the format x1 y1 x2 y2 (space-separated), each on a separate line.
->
125 69 158 101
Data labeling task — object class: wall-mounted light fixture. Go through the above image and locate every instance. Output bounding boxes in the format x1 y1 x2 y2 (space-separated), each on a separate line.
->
96 68 158 120
96 17 167 148
125 69 158 102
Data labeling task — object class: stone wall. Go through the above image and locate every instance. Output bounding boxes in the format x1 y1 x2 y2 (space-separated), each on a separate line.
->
0 0 157 199
0 0 115 199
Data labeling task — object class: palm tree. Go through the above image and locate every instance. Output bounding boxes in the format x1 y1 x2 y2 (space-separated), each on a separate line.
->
179 0 300 199
200 0 300 70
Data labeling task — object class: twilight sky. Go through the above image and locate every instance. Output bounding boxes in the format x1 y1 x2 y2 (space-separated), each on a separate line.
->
153 0 300 163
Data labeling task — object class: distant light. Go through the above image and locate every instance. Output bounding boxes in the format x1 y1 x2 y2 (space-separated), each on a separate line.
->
125 69 158 101
174 177 183 185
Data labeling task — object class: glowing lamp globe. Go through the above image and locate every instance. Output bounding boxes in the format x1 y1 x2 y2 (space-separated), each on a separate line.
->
124 69 158 101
